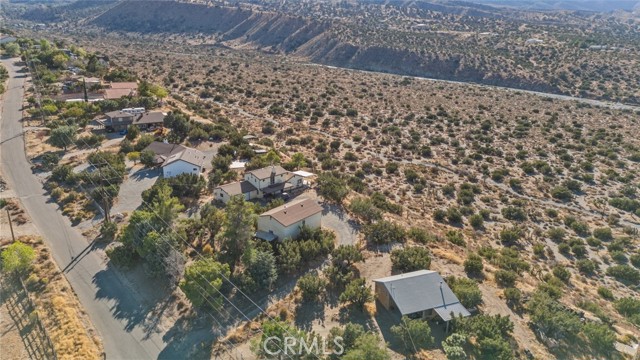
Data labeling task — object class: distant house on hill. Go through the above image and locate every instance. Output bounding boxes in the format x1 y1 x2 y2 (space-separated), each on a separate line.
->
374 270 470 325
256 197 322 241
103 82 138 99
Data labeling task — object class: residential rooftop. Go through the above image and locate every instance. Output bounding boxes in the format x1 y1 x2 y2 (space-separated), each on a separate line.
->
260 197 322 227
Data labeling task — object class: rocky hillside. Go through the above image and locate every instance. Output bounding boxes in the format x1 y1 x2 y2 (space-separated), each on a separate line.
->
88 1 554 93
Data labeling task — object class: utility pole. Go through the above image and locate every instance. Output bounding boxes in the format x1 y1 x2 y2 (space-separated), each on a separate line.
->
6 209 15 242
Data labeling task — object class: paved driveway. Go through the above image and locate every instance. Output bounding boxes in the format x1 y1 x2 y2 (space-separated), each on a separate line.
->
111 166 159 215
321 202 360 246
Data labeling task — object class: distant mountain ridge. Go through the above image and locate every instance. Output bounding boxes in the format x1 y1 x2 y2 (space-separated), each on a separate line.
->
88 0 556 93
458 0 640 12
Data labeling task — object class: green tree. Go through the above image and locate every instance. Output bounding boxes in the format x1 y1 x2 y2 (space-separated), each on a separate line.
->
443 333 468 360
180 258 230 308
606 264 640 284
317 172 349 204
452 314 514 360
219 197 255 268
527 290 581 339
252 320 309 359
391 246 431 272
339 278 373 309
343 333 390 360
348 197 382 223
365 221 406 244
288 152 308 170
464 253 484 275
330 323 365 352
149 184 184 226
448 276 483 308
297 272 327 301
1 242 35 274
127 151 141 164
126 125 140 140
582 322 616 354
332 245 364 267
4 43 20 57
48 125 77 151
245 249 278 289
614 297 640 325
140 149 155 167
390 316 434 353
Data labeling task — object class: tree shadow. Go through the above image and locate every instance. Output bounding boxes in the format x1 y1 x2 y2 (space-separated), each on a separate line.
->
92 262 172 333
158 312 218 360
294 301 326 331
337 305 377 333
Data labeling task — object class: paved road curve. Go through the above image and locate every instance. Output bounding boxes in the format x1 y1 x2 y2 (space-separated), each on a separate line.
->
0 57 166 359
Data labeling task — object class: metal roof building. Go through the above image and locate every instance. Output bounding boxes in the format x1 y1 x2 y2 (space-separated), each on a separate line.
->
374 270 470 322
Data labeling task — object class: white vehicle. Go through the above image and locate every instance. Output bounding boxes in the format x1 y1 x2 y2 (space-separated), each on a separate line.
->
121 107 145 114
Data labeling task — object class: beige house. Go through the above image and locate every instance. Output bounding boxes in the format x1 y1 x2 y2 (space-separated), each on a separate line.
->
256 198 322 241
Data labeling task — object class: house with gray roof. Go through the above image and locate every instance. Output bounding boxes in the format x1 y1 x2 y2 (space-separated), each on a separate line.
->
101 110 136 131
162 147 206 178
132 111 165 130
374 270 470 323
213 180 259 204
244 165 305 197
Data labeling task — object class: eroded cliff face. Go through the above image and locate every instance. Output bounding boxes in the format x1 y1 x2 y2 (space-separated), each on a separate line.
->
89 0 555 93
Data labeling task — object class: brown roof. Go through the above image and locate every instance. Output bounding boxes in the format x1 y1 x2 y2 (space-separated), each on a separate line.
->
104 88 135 99
260 198 322 227
217 181 258 196
109 82 138 89
163 147 206 168
247 165 289 180
134 112 165 125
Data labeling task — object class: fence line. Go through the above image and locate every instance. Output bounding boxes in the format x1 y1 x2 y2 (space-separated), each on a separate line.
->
15 275 58 360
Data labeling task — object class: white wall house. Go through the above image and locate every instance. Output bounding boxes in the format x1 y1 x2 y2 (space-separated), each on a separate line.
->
213 181 259 204
244 166 289 193
257 198 322 241
162 148 205 178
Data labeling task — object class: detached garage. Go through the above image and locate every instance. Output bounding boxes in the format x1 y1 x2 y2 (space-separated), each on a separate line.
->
374 270 470 323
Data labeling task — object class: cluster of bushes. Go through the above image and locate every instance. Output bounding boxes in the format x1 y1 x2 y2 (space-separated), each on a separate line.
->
391 246 430 272
447 314 515 360
528 290 617 354
276 227 335 274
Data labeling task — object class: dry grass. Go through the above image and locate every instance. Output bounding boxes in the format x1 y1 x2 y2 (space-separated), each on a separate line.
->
16 236 103 360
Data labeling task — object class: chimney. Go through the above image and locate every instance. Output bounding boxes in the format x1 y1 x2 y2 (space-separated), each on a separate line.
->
270 165 276 185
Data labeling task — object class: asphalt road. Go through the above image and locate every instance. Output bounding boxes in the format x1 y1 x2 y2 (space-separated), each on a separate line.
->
0 57 166 359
